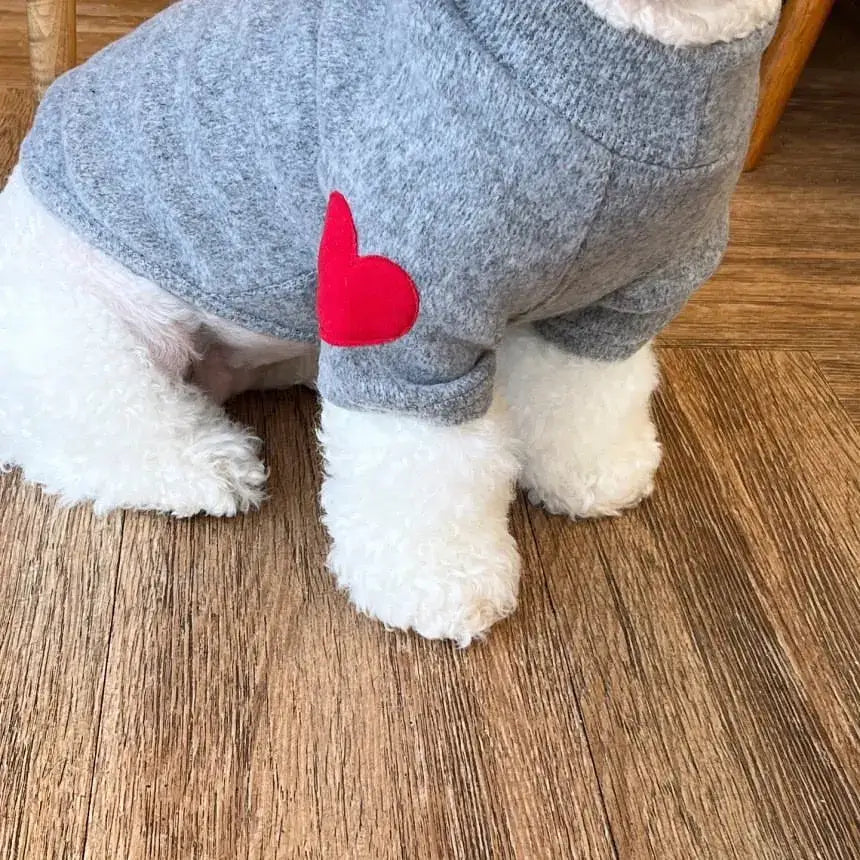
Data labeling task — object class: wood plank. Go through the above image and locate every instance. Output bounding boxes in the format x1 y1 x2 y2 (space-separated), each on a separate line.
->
0 473 124 859
524 347 860 858
0 88 34 179
660 349 860 788
81 389 616 858
0 3 33 88
523 503 783 857
75 0 170 61
814 349 860 426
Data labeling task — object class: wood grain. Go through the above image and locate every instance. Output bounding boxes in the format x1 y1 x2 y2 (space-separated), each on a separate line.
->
0 4 858 859
26 0 76 99
814 350 860 426
524 348 860 859
0 474 124 859
0 87 33 181
662 350 860 790
746 0 836 169
78 390 617 859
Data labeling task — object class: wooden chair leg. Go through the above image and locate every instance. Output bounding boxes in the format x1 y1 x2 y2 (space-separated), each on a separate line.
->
26 0 77 101
745 0 835 170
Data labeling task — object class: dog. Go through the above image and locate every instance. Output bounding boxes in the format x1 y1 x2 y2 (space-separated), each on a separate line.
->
0 1 778 644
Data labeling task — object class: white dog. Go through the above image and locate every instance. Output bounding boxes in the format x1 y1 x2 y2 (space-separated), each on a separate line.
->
0 1 778 644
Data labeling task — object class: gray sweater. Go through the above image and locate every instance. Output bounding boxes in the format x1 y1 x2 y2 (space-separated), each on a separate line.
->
21 0 775 423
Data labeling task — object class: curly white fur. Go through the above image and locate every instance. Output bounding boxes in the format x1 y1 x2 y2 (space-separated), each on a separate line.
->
319 398 521 645
583 0 779 46
0 168 666 642
497 327 662 518
0 0 773 642
0 168 268 516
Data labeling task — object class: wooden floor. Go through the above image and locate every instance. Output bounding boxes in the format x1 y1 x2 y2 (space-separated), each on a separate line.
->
1 4 858 858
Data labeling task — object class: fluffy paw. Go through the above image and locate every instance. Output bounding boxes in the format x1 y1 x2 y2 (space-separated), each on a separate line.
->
498 329 663 521
319 399 521 645
165 425 268 518
79 420 268 518
328 532 521 646
523 424 661 519
0 165 268 519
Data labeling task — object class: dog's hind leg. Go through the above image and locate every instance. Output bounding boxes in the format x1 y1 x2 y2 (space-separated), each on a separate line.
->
0 168 266 516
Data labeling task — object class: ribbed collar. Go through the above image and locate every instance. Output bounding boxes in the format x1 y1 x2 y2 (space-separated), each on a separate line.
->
445 0 775 165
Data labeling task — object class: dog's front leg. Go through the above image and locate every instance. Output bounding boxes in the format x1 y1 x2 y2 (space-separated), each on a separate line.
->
318 398 521 645
497 326 662 518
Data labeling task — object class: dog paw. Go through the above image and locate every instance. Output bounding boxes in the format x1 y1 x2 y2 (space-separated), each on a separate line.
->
141 420 267 518
523 426 661 519
82 421 268 518
497 330 663 521
168 427 268 517
328 534 521 646
318 399 521 645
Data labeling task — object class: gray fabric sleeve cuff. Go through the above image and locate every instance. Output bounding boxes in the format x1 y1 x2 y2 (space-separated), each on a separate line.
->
533 302 683 362
316 343 496 425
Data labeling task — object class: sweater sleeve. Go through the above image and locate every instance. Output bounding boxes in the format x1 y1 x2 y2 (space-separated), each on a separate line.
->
312 135 607 425
312 0 611 423
317 333 497 425
534 214 730 361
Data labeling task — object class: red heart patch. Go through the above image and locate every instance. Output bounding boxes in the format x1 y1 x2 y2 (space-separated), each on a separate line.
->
317 192 420 348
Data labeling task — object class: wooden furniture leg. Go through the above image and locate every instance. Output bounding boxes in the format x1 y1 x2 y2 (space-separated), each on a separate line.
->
26 0 77 101
745 0 835 170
